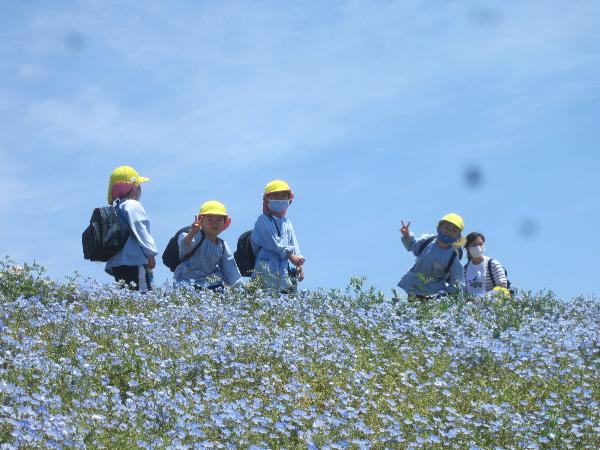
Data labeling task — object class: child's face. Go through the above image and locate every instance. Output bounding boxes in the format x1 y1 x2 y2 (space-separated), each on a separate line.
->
439 221 461 237
133 184 142 200
267 191 291 201
202 214 226 234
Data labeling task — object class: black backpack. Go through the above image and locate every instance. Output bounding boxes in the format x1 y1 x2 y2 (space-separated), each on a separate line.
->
234 216 281 277
82 204 130 262
416 235 462 280
162 228 224 272
234 230 255 277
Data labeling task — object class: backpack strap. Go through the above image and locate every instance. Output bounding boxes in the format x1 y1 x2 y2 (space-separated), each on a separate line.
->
180 230 206 264
268 215 281 237
114 199 138 247
114 199 129 233
445 251 458 281
417 235 436 256
487 258 497 287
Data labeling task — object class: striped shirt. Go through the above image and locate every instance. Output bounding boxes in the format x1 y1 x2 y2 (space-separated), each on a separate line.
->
464 256 507 294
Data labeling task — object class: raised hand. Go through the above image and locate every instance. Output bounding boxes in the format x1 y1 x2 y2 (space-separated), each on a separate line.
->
400 220 411 237
190 214 202 235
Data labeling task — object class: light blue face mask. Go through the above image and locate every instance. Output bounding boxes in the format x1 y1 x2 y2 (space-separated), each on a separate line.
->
437 227 459 245
268 199 289 213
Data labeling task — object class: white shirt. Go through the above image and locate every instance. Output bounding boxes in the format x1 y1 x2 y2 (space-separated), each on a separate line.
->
465 260 487 297
464 256 508 296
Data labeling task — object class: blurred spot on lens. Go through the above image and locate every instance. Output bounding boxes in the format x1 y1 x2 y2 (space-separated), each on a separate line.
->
518 218 539 239
467 7 503 28
464 165 484 189
65 32 86 52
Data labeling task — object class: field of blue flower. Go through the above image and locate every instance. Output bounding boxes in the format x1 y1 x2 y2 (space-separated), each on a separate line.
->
0 258 599 449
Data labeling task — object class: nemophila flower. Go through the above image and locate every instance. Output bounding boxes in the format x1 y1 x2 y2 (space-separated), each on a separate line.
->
1 262 599 447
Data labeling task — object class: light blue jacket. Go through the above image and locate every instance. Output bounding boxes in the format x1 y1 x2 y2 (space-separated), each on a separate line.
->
398 233 465 296
250 214 300 290
174 232 241 287
105 199 158 274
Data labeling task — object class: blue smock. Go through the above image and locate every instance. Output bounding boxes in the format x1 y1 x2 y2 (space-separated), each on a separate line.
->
250 214 300 290
105 199 158 274
174 232 241 287
398 233 465 296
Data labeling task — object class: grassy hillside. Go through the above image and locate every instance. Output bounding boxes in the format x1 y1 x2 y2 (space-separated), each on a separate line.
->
0 259 599 449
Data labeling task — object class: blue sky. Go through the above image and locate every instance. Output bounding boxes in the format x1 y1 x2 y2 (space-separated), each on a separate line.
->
1 0 599 299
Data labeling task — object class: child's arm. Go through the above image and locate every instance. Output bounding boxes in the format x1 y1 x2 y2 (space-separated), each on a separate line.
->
402 233 437 257
177 232 195 259
123 201 158 258
490 259 508 288
401 232 418 253
288 221 301 255
220 242 242 286
400 220 423 256
287 222 305 267
251 215 295 260
447 254 466 294
178 216 204 259
183 215 202 247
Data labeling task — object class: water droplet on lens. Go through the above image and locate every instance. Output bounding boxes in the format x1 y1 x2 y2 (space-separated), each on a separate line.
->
65 32 86 52
518 218 539 239
464 165 484 189
467 7 503 27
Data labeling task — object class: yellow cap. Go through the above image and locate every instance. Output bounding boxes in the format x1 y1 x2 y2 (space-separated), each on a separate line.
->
107 165 150 204
264 179 291 194
199 200 228 216
439 213 465 232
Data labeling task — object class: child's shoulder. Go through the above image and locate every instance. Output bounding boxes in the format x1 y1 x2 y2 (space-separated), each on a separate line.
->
120 199 145 214
415 233 436 245
256 213 286 224
121 198 142 208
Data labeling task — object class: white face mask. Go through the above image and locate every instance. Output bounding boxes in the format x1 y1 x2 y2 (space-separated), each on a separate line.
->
469 245 484 258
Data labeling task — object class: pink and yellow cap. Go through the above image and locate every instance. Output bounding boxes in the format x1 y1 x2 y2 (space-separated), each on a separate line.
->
107 165 150 204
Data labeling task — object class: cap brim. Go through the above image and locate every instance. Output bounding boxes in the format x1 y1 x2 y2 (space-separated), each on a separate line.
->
137 176 150 183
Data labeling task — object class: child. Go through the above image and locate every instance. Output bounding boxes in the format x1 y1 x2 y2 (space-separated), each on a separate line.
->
463 231 510 298
398 213 466 300
174 200 241 289
250 179 305 292
105 165 158 292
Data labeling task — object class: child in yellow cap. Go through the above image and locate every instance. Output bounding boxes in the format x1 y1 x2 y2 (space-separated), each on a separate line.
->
105 165 158 292
397 213 466 300
250 180 305 293
174 201 241 289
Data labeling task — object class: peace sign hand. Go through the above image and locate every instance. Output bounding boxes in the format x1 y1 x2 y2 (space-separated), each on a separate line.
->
400 220 411 237
190 214 203 235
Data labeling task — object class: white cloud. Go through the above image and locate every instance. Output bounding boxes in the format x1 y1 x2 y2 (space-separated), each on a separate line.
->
27 88 153 149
